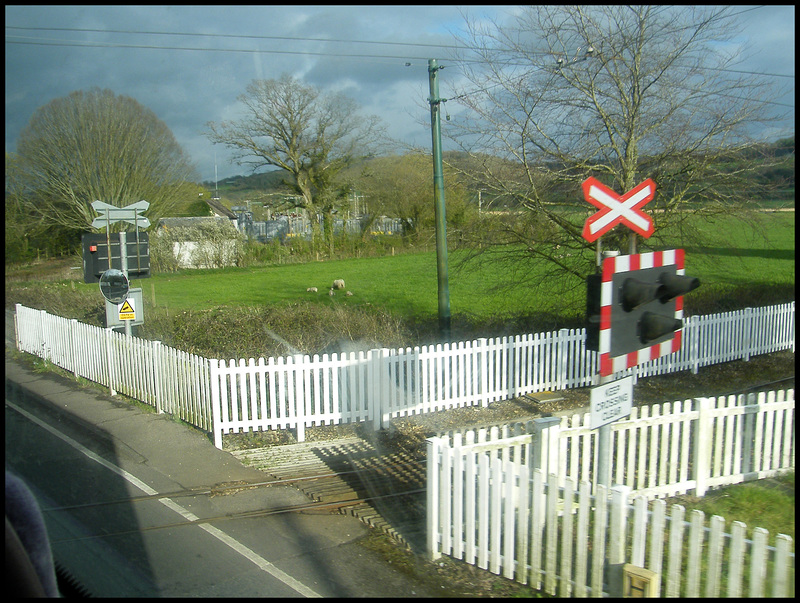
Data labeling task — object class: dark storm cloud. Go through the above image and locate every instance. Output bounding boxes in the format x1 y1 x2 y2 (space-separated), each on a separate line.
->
6 5 480 181
5 5 794 183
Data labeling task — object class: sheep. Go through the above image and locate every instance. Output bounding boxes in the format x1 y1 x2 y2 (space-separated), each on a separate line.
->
332 279 345 290
345 291 353 297
306 287 318 293
328 288 335 296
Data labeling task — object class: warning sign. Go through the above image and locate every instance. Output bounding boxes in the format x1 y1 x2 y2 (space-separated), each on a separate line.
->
118 298 136 321
105 287 143 328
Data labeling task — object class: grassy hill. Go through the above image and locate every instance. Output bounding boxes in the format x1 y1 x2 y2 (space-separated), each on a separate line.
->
197 138 795 212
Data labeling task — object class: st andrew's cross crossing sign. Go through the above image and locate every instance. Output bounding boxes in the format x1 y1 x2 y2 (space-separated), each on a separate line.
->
91 200 150 229
581 177 655 243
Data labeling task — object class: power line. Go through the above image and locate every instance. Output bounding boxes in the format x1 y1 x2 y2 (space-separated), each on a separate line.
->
6 32 793 82
4 36 439 63
6 18 793 81
5 24 472 51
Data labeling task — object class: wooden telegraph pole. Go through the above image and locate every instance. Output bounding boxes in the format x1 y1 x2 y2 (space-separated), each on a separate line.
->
428 58 451 340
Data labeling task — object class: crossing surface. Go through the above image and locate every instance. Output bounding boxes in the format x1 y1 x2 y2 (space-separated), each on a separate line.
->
232 437 428 552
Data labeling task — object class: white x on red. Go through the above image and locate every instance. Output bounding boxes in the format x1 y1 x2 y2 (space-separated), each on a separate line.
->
581 177 655 243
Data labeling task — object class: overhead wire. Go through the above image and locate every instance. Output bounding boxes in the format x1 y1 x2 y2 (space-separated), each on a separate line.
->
5 20 793 80
5 10 793 115
4 24 471 51
5 35 439 64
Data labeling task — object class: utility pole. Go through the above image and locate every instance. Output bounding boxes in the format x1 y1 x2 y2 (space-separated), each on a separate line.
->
428 58 451 339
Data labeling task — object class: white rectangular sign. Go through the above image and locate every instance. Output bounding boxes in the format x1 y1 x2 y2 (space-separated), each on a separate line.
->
105 288 144 327
590 375 633 429
92 200 149 212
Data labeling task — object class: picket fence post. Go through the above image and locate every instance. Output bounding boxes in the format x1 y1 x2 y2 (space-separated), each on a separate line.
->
292 354 306 443
104 327 117 396
369 348 390 432
69 319 80 380
152 341 163 414
38 308 49 361
210 359 223 449
477 338 488 407
530 416 561 479
608 484 631 597
426 436 443 560
743 307 754 362
689 315 701 375
693 397 714 497
14 303 22 350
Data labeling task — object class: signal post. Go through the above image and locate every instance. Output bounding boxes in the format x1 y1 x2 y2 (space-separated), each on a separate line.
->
582 178 700 488
84 200 151 337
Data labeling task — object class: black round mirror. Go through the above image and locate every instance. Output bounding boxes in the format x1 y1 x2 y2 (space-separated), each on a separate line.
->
99 269 129 304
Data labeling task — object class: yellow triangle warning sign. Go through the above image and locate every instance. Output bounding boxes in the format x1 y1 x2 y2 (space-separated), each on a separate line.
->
118 299 135 320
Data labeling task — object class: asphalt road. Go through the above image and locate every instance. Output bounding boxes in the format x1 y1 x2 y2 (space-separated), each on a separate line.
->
5 384 445 597
8 393 337 596
5 307 441 597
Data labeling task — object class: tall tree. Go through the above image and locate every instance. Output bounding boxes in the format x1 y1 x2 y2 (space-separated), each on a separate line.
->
447 6 792 309
206 75 385 255
12 88 198 241
347 153 474 243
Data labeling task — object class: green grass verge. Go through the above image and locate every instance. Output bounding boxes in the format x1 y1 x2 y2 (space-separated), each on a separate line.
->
672 471 795 541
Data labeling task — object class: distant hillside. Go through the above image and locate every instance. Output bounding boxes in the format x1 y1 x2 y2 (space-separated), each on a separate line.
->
203 170 288 193
198 137 794 207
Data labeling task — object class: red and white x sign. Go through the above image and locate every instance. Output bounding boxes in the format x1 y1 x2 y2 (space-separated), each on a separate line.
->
581 177 655 243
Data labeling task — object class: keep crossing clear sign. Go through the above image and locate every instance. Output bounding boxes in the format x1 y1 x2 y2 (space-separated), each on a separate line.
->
590 375 633 429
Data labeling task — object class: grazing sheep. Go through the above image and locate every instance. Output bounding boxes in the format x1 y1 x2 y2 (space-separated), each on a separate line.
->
345 291 353 297
306 287 318 293
332 279 345 290
328 288 335 296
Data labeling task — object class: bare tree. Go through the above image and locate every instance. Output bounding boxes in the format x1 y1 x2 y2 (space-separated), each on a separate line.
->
12 88 198 238
206 75 385 255
446 6 792 309
346 153 473 243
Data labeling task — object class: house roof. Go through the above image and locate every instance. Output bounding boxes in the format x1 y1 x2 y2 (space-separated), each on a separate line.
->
205 197 237 219
157 216 235 229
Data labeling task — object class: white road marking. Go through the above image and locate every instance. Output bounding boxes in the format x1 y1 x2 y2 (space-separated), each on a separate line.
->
6 399 322 598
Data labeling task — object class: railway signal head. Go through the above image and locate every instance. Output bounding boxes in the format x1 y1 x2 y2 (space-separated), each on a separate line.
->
590 250 701 376
611 257 700 356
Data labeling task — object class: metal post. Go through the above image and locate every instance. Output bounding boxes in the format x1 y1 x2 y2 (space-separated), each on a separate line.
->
134 210 142 274
596 249 619 489
596 382 613 489
119 231 131 337
428 58 451 339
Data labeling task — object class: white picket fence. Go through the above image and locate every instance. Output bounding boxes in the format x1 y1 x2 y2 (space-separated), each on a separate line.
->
426 390 795 596
13 301 795 448
14 305 213 431
209 301 794 447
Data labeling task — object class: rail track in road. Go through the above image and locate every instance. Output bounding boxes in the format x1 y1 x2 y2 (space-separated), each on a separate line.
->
22 374 796 554
231 437 429 551
27 433 431 552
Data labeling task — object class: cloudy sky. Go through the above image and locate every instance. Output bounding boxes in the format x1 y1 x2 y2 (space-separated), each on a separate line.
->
5 5 795 184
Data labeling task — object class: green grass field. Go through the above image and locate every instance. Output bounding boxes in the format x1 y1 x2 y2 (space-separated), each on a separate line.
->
134 212 794 320
6 211 794 350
